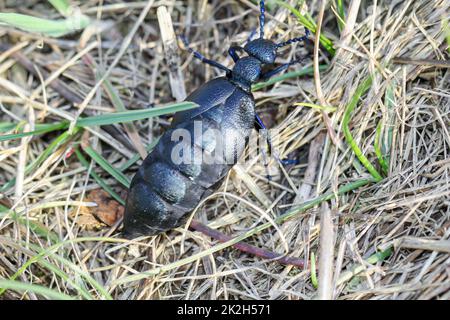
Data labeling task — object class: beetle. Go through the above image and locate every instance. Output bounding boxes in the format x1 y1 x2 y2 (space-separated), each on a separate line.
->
123 0 309 238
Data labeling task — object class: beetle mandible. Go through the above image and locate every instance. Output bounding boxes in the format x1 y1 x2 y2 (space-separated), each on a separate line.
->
123 0 309 238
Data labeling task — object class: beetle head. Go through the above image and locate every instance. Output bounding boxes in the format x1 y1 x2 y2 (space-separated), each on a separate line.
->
244 38 278 64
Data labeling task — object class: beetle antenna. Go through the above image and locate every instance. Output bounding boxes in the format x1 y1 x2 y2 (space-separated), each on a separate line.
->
179 35 231 74
276 28 310 48
259 0 265 39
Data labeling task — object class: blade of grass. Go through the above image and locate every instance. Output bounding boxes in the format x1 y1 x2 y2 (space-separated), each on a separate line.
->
342 76 383 182
0 279 75 300
76 102 197 127
0 122 17 133
311 251 318 288
384 84 395 171
7 236 130 298
48 0 72 16
0 101 198 142
443 18 450 54
335 0 345 32
0 12 90 37
374 120 389 175
0 121 69 142
4 240 112 300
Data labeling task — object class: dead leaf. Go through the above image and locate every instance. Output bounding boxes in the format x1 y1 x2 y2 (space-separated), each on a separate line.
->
80 189 124 228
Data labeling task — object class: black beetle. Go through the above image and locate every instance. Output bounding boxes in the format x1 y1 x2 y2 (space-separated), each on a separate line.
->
123 0 309 238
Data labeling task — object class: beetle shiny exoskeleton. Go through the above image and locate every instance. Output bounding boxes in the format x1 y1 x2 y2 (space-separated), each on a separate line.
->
123 0 309 238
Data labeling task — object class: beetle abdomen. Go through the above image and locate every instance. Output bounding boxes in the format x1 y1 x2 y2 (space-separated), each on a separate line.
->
123 78 255 238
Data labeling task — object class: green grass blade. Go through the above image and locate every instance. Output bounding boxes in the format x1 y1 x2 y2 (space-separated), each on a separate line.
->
0 122 17 133
75 102 197 127
1 102 198 142
48 0 72 16
19 242 112 300
310 251 318 288
0 121 69 142
443 19 450 54
294 102 337 113
6 236 130 299
336 0 345 32
82 145 131 188
374 121 389 175
0 236 111 300
0 12 90 37
0 279 75 300
102 76 127 112
342 77 383 182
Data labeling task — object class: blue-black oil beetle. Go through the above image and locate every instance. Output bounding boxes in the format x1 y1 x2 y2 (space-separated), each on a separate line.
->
123 0 310 238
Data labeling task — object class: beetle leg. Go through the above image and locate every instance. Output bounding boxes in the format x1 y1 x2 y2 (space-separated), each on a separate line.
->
255 114 300 169
279 158 300 165
179 35 231 74
255 114 273 180
254 113 272 154
228 46 244 62
260 56 306 80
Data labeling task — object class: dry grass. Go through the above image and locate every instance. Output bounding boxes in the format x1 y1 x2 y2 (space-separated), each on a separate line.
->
0 0 449 300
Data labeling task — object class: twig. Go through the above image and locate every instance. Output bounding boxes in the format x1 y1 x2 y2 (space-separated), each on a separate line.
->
392 57 450 68
314 3 336 300
189 220 305 268
317 202 335 300
157 6 187 101
14 124 30 201
293 133 325 204
394 237 450 254
313 0 339 147
339 0 361 48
